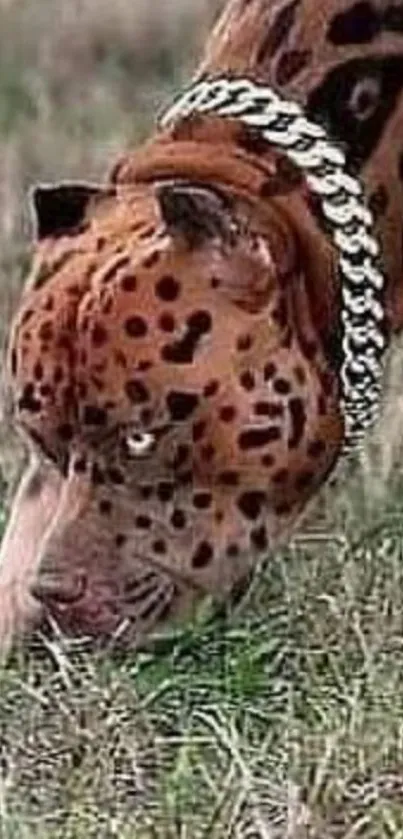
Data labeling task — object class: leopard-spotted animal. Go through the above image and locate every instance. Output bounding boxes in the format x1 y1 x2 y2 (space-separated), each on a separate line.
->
1 0 402 655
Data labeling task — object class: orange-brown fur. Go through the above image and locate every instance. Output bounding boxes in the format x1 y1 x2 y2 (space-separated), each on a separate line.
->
1 0 402 654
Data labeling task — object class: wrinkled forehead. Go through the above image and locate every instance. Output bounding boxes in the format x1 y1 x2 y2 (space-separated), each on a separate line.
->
74 209 260 428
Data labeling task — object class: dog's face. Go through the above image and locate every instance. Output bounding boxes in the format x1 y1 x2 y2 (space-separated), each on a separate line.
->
6 178 342 642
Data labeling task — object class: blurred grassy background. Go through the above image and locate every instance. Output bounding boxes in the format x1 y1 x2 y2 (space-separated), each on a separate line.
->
2 1 403 836
0 0 219 342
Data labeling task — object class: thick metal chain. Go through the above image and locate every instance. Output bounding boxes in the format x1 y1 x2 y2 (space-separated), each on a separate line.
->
161 76 387 454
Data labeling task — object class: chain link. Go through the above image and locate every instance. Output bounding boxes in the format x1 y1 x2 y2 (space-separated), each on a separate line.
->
161 76 388 455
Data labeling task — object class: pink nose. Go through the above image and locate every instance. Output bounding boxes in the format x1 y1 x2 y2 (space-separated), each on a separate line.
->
30 571 86 605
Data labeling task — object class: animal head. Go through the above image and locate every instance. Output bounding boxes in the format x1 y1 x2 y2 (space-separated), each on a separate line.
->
6 136 343 641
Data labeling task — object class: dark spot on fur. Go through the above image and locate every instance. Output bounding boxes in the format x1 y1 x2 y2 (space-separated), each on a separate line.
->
204 380 220 397
21 308 34 325
193 491 212 509
137 360 153 373
33 361 44 381
10 349 17 375
172 444 190 470
91 463 106 485
188 310 212 334
121 274 137 292
294 366 306 385
264 362 277 381
91 323 108 347
153 539 167 554
171 509 186 529
155 275 180 302
237 334 253 352
107 467 125 485
115 533 127 547
254 401 284 418
250 526 268 552
73 456 87 473
276 49 311 85
211 275 221 289
167 390 199 421
308 439 326 458
200 444 215 462
328 2 380 45
192 541 214 568
157 481 174 503
295 470 314 490
192 420 206 442
220 405 236 422
162 310 211 365
240 371 255 391
178 469 192 486
143 251 160 269
57 423 74 442
273 468 288 483
275 502 292 515
135 514 152 529
83 405 107 426
272 297 288 328
227 543 240 557
239 426 281 449
237 491 265 520
139 484 153 500
140 407 153 425
125 379 149 404
101 297 113 315
288 397 306 448
262 453 275 467
124 316 148 338
18 383 41 414
159 313 176 333
38 321 53 342
219 470 239 486
99 499 112 516
273 377 291 395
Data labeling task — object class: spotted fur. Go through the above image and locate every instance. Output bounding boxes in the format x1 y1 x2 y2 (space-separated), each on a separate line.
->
1 0 402 653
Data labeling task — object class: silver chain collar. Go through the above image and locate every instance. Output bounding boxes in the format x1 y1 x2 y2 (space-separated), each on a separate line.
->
161 76 388 454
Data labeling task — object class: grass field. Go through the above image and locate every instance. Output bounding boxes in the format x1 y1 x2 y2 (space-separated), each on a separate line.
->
2 1 403 836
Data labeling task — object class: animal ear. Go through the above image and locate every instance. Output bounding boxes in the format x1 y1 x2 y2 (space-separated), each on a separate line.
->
31 182 110 240
156 182 235 246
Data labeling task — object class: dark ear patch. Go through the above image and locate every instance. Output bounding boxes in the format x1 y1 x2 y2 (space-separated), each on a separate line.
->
156 182 234 247
31 183 110 240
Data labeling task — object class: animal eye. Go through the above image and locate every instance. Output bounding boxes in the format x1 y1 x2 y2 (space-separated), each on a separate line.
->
124 431 155 458
349 76 380 121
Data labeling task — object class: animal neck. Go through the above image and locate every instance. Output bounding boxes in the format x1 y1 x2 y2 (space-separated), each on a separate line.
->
199 0 403 333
